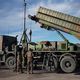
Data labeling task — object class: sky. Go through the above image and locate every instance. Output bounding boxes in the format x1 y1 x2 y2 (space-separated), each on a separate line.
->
0 0 80 43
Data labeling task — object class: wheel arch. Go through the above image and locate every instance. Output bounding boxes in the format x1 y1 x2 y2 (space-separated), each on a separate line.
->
6 53 15 60
59 53 76 62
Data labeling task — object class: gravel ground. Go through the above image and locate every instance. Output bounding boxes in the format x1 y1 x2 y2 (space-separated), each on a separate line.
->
0 69 80 80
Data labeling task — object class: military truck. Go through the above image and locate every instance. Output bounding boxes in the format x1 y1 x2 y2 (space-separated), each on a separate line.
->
0 35 17 68
29 7 80 73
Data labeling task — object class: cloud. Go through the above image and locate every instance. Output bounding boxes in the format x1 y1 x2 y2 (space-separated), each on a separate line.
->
27 0 80 16
0 0 80 43
26 0 80 43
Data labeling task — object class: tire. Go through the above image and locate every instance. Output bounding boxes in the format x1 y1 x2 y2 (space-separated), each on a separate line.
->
45 54 58 72
50 55 58 71
60 56 76 73
6 56 15 69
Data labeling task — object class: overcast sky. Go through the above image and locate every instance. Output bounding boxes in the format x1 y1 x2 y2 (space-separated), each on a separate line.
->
0 0 80 43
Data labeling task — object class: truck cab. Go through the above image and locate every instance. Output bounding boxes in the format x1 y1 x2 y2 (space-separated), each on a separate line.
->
0 35 17 69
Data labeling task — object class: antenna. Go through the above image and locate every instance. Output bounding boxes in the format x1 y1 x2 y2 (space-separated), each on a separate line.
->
20 0 31 48
24 0 26 31
20 0 27 45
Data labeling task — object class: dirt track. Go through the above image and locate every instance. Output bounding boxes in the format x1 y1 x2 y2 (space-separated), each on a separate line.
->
0 69 80 80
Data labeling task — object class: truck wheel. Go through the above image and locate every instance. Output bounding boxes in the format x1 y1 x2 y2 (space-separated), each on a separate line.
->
60 56 76 73
50 55 58 71
6 56 15 69
45 54 58 72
